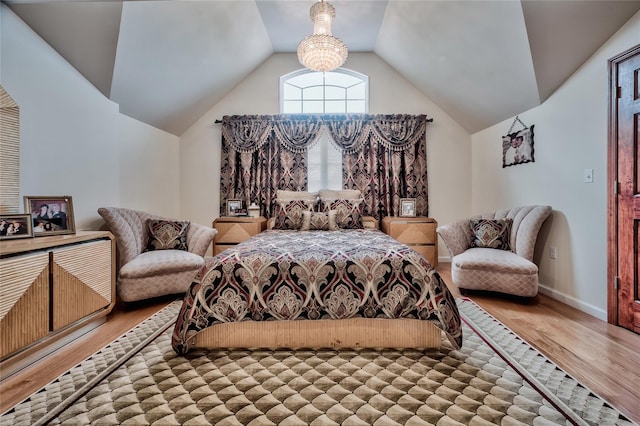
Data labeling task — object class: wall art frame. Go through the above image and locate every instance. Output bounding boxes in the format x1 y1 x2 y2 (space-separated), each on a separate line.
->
502 116 535 168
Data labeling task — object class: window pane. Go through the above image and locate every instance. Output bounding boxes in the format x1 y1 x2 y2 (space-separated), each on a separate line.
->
283 84 301 100
303 85 323 100
325 85 344 100
307 135 342 192
302 100 324 113
347 100 366 113
324 72 360 87
325 100 346 114
283 100 302 114
289 71 323 87
347 83 365 99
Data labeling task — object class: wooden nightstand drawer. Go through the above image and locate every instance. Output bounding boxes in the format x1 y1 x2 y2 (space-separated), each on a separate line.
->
410 245 437 264
381 216 438 267
213 216 267 255
383 220 436 244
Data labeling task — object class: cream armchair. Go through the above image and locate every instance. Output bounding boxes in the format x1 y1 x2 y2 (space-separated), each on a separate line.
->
98 207 217 302
436 205 551 297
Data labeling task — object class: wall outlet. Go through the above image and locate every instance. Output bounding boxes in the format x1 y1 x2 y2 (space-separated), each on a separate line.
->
549 246 557 259
584 168 593 183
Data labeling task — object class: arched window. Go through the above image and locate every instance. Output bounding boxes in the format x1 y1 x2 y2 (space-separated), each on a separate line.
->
280 69 368 191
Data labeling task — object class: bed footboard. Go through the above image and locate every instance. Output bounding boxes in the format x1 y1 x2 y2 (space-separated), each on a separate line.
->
190 318 442 349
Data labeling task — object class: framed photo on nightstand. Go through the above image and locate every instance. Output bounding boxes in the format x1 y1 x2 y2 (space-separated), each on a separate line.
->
399 198 416 217
226 199 243 216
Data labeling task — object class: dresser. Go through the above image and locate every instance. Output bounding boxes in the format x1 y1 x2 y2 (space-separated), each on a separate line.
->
0 231 115 378
381 216 438 267
212 216 268 255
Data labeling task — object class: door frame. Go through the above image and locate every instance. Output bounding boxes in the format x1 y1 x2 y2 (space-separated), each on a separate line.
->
607 44 640 326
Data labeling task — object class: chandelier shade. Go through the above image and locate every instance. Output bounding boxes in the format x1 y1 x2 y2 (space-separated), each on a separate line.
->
297 0 348 72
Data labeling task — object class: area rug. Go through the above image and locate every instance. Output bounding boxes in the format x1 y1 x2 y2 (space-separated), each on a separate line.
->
1 299 635 426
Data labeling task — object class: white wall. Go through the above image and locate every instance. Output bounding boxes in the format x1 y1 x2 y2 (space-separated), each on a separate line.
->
180 52 472 257
470 11 640 319
1 4 180 229
118 115 180 218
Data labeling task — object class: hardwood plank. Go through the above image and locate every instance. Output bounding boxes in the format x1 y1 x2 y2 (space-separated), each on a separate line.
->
1 264 639 424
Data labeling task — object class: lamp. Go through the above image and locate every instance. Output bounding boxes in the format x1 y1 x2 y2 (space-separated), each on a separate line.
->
297 0 348 72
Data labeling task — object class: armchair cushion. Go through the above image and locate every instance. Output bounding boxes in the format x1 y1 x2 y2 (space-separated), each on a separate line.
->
120 250 204 279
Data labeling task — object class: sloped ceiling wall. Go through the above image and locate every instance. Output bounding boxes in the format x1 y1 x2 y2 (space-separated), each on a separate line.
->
6 0 640 136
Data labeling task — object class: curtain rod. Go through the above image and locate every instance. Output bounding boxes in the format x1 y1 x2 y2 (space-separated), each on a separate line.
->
214 117 434 124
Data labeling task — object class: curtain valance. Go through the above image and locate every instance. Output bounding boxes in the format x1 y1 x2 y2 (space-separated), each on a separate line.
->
221 114 430 154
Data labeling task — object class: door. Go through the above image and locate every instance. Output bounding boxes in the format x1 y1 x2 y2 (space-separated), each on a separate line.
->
608 45 640 333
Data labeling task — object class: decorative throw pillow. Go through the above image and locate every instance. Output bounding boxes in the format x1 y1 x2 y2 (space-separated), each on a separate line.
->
300 210 339 231
320 198 364 229
469 218 512 250
273 199 315 230
146 219 190 251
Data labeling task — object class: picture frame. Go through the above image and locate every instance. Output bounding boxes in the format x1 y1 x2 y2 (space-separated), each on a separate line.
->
502 124 535 168
226 199 243 216
399 198 416 217
24 195 75 236
0 214 34 240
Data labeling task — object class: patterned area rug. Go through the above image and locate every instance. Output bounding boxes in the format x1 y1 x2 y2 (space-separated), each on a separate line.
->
1 299 634 425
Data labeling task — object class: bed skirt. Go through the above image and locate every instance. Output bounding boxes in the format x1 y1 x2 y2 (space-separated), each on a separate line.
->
189 318 442 350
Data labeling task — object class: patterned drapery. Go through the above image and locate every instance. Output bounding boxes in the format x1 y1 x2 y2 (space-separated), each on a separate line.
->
220 114 430 219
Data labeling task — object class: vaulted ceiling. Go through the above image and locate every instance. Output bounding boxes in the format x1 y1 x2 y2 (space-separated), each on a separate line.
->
5 0 639 136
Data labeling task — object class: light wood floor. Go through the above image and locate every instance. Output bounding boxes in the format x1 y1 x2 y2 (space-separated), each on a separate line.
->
1 263 639 423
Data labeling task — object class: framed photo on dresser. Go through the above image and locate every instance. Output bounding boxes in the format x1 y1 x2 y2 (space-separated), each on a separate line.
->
24 195 75 236
0 214 33 240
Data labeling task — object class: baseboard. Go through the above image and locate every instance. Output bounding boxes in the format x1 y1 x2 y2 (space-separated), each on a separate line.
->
538 284 607 321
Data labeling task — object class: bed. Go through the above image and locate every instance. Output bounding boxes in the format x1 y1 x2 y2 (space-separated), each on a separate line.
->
171 228 462 354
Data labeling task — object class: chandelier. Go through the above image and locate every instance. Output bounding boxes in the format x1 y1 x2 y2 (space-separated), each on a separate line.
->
297 0 348 72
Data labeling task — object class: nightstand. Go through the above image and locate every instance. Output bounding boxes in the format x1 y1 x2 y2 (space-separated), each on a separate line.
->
212 216 267 255
381 216 438 267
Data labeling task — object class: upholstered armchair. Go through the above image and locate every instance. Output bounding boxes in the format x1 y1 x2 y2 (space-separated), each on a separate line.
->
98 207 217 302
436 205 552 297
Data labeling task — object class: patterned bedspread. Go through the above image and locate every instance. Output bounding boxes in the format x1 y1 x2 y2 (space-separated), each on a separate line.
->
172 229 462 354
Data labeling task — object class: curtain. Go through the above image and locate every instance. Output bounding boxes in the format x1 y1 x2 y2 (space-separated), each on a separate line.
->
220 114 430 220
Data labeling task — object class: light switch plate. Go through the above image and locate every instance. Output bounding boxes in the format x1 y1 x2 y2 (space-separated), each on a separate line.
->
584 168 593 183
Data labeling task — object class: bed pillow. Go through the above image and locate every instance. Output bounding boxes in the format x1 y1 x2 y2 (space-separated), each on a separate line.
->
273 199 315 230
300 210 339 231
318 189 361 200
145 219 190 251
276 190 318 201
320 198 364 229
469 218 512 250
